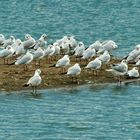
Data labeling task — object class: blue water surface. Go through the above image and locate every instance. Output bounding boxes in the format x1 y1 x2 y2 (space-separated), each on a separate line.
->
0 0 140 55
0 84 140 139
0 0 140 139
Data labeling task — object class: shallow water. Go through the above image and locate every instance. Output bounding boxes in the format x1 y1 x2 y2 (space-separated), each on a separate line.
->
0 84 140 139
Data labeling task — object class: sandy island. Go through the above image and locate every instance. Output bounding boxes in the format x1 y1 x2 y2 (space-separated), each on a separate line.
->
0 55 139 91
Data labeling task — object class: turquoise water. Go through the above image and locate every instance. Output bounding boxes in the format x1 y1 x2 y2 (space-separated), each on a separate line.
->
0 0 140 139
0 84 140 139
0 0 140 55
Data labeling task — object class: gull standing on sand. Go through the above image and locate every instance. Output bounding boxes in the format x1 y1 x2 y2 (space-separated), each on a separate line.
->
89 40 102 51
33 47 44 66
15 39 26 56
106 59 128 83
13 51 33 70
97 40 118 53
66 63 81 82
55 55 70 73
0 45 15 64
23 34 36 50
34 34 48 49
82 47 96 60
74 42 85 57
44 44 55 63
126 47 140 62
98 50 111 66
3 36 15 48
85 57 102 75
127 67 139 78
24 69 42 95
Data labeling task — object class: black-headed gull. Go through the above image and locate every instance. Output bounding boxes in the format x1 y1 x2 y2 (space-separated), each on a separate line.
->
24 69 42 95
127 67 139 78
66 63 81 82
106 59 128 83
23 34 36 50
33 47 44 66
0 45 15 64
34 34 48 49
44 44 55 63
126 47 140 62
55 55 70 73
14 51 33 71
98 50 111 66
3 36 15 48
85 57 102 75
98 40 118 53
89 40 102 51
74 42 85 57
82 47 96 60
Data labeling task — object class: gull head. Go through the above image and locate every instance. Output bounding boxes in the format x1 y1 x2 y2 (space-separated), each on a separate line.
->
36 69 41 75
25 34 31 40
42 34 48 40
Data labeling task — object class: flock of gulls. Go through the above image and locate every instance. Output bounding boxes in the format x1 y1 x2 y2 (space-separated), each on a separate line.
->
0 33 140 94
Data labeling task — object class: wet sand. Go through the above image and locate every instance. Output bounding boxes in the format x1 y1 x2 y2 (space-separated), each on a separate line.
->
0 55 139 92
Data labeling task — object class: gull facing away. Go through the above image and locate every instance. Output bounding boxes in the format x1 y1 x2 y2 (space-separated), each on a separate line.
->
98 50 111 66
89 40 102 51
23 69 42 95
82 47 96 60
33 47 44 66
85 57 102 76
126 47 140 62
127 67 139 78
106 59 128 83
55 55 70 73
74 42 85 58
44 44 55 63
97 40 118 53
66 63 81 83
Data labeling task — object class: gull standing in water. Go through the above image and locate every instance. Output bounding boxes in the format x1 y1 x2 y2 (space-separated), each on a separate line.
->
23 69 42 95
106 59 128 84
66 63 81 83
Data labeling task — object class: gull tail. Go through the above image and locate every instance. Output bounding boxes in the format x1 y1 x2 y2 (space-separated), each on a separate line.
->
49 64 55 67
23 83 29 87
106 69 113 72
8 60 16 65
